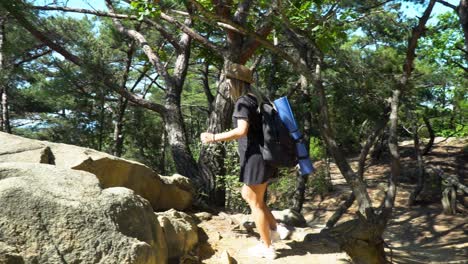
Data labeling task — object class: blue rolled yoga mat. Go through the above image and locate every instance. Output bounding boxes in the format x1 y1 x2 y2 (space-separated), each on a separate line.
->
273 97 314 176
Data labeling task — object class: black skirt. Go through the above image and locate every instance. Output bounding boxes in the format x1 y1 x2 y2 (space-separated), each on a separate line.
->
239 149 277 185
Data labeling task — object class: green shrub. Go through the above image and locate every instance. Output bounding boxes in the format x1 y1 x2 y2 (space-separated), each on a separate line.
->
307 164 333 196
219 140 249 213
267 169 297 208
309 136 327 160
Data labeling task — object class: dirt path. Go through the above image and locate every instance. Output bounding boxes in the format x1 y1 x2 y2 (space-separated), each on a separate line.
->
198 216 350 263
197 138 467 263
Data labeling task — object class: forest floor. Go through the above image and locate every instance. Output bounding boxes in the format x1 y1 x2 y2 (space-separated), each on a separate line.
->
197 137 468 264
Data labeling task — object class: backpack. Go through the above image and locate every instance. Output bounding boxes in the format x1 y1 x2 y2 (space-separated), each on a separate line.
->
259 101 298 168
243 95 298 168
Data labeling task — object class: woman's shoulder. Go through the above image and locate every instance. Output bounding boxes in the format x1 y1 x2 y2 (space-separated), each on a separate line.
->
237 94 258 106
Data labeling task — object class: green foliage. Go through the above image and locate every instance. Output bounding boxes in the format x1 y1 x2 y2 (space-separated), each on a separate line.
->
281 0 349 52
436 124 468 138
307 164 333 196
267 170 296 208
130 0 161 20
122 107 167 172
405 11 467 139
309 136 326 160
219 140 248 213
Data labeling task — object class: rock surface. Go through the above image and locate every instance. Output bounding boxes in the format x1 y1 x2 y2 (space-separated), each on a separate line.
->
219 250 235 264
159 174 195 211
0 132 193 211
156 209 199 260
0 162 167 263
272 209 307 227
0 242 24 264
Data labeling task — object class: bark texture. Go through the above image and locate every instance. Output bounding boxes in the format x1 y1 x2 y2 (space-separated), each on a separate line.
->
422 116 435 155
459 0 468 61
408 116 426 206
0 15 10 134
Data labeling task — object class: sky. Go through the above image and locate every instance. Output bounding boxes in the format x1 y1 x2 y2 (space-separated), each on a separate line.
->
34 0 107 10
402 0 458 23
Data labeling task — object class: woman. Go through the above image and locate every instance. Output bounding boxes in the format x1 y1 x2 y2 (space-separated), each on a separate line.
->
200 62 289 260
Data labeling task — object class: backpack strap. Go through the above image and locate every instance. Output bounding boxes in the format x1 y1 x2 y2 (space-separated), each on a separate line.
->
241 94 261 113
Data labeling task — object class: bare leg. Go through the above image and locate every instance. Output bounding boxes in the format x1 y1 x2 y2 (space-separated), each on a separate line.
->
265 207 277 231
242 183 275 247
263 184 278 230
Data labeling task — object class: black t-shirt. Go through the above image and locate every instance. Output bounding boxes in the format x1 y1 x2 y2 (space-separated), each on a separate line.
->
232 94 262 162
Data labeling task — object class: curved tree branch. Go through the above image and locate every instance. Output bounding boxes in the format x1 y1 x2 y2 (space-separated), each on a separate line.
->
422 116 435 155
435 0 457 10
1 1 166 114
31 4 225 55
105 0 175 89
32 5 182 50
357 108 390 178
188 0 306 73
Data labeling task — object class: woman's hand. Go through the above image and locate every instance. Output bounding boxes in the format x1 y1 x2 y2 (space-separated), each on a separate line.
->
201 120 248 144
200 132 215 144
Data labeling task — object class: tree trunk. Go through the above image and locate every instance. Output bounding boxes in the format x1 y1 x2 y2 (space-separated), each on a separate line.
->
292 78 312 213
315 61 388 262
320 3 434 261
422 116 435 155
315 60 373 215
326 112 388 228
358 112 389 178
198 73 232 205
113 97 126 157
292 171 308 213
325 193 355 229
159 124 167 175
164 102 200 180
0 15 3 132
382 0 435 213
0 15 10 134
0 88 3 132
201 60 214 112
459 0 468 61
383 88 401 211
370 131 386 162
113 41 137 157
408 115 426 206
266 52 278 98
105 0 204 186
323 212 388 264
197 1 273 206
1 87 10 133
97 92 105 151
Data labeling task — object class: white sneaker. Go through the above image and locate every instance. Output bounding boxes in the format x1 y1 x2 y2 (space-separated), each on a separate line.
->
247 242 277 260
270 224 290 243
270 229 281 243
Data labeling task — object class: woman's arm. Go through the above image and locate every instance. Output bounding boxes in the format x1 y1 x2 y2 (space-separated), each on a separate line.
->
201 119 249 144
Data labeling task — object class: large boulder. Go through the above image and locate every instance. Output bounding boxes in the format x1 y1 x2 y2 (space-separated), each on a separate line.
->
0 242 24 264
0 162 167 263
0 132 53 164
159 174 195 211
0 132 193 211
155 209 199 260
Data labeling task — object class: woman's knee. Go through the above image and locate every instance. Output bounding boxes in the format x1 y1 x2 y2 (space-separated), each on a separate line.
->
241 185 254 203
242 185 266 208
